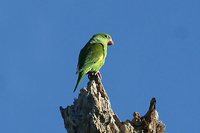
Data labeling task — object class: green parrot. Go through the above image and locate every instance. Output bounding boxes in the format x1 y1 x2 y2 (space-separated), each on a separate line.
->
73 33 114 92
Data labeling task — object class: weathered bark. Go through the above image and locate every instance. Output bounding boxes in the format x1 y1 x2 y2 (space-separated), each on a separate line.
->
60 76 165 133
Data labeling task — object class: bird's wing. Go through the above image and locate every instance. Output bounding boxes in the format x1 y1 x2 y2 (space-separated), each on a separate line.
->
77 43 104 73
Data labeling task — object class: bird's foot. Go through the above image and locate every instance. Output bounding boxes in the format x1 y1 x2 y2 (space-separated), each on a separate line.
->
88 71 102 81
88 72 95 80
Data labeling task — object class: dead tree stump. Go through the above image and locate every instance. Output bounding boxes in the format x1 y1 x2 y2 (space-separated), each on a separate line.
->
60 76 165 133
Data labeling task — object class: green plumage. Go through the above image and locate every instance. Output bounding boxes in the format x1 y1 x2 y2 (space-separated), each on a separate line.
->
73 33 113 92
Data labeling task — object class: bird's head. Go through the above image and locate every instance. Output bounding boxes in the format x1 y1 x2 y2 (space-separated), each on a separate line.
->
91 33 114 46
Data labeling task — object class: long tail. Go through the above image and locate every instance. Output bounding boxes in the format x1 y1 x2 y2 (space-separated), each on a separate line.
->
73 72 85 92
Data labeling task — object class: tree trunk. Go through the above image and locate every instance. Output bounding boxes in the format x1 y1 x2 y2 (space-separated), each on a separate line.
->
60 76 165 133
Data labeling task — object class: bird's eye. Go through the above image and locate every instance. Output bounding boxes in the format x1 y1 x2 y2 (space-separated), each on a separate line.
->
104 35 108 38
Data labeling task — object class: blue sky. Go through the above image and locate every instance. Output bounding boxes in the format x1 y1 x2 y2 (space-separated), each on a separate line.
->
0 0 200 132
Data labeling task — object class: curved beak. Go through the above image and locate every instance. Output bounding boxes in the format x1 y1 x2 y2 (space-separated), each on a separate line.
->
108 39 114 46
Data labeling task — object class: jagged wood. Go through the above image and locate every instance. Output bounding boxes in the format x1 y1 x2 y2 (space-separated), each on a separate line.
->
60 76 165 133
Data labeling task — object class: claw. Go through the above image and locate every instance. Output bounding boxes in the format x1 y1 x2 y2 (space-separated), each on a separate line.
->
95 71 102 80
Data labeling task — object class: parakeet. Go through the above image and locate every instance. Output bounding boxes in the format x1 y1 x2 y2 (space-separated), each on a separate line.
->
73 33 114 92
